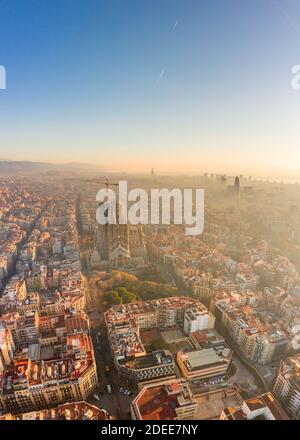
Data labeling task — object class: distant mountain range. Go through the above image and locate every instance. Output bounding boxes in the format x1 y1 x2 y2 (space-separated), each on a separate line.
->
0 160 103 175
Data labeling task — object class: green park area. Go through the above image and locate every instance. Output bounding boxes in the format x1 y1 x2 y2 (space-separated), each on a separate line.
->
97 269 180 306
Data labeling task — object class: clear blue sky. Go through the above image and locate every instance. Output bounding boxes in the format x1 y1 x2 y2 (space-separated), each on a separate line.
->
0 0 300 175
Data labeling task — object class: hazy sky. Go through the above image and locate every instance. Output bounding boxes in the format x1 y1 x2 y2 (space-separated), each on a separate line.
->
1 0 300 175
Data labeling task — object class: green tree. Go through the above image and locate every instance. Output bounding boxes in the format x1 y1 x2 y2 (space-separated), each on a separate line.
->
116 287 137 303
104 290 123 305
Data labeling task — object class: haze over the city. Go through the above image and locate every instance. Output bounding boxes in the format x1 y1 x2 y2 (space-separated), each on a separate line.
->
3 1 300 428
0 0 300 178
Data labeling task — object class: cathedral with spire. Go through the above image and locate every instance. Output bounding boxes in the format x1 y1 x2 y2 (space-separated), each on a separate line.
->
91 182 146 271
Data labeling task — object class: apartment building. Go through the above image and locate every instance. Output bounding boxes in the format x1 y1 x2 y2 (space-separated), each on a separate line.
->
273 354 300 419
105 297 209 389
131 379 197 420
220 392 288 420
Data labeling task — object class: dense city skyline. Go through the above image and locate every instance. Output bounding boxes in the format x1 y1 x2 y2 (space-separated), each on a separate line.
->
1 0 300 428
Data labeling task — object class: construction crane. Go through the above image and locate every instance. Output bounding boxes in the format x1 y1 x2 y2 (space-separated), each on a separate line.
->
99 178 119 189
83 177 119 188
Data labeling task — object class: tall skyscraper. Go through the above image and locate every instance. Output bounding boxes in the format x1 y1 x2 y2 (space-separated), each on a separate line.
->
234 176 240 198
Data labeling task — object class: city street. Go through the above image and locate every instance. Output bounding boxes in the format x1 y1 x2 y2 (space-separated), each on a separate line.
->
227 356 262 397
89 326 135 419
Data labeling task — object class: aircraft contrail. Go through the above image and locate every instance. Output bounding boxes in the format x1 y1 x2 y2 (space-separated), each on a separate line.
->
272 0 299 36
155 69 166 87
153 19 179 87
173 19 180 31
